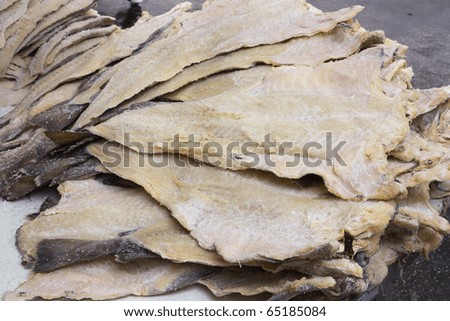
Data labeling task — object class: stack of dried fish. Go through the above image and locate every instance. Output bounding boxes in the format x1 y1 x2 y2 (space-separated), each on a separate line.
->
1 0 449 301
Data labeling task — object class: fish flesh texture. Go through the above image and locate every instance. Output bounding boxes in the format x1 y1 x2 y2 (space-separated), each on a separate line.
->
88 142 394 264
90 44 411 200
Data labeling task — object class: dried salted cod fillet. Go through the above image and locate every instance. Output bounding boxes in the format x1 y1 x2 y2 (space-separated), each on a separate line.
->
0 0 18 11
0 155 88 201
389 131 446 170
397 156 450 188
17 0 96 52
394 101 450 188
414 100 450 148
430 181 450 199
0 127 34 152
0 127 89 200
24 178 374 275
0 6 188 140
50 158 105 186
262 258 363 279
17 179 164 249
3 258 214 301
10 54 29 69
387 224 444 256
0 81 82 146
364 244 398 286
27 81 82 119
74 0 364 128
125 219 231 267
387 194 447 256
88 142 395 264
42 36 106 76
199 267 335 299
22 177 368 276
64 8 187 109
29 16 115 77
429 197 449 217
68 64 121 106
91 45 410 200
0 0 94 76
413 86 450 117
18 9 96 57
0 80 29 107
88 23 384 120
397 184 450 234
17 179 230 271
44 25 117 68
0 128 56 175
0 0 30 49
165 66 274 102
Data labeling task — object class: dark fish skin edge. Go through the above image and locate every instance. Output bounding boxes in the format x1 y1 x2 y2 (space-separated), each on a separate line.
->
33 238 156 272
269 284 318 301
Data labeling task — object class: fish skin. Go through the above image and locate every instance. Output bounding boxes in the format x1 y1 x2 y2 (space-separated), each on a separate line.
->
33 238 155 272
16 179 230 269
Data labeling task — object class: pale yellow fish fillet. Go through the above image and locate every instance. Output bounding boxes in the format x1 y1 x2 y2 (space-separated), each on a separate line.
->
414 100 450 148
389 131 446 170
262 258 363 279
3 258 213 301
18 179 374 276
413 86 450 117
98 23 384 117
18 8 97 57
29 15 115 77
364 244 398 286
392 98 450 188
397 184 450 234
88 142 395 264
0 0 18 12
44 25 117 68
387 225 444 257
74 0 364 128
27 81 82 117
68 63 121 106
41 36 106 76
0 0 94 76
0 81 82 143
0 80 29 108
397 160 450 189
0 6 188 141
0 0 30 49
16 0 95 52
17 179 230 269
90 45 411 200
199 267 336 299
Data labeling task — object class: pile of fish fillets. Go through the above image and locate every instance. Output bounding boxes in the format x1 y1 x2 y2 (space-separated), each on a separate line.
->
1 0 449 301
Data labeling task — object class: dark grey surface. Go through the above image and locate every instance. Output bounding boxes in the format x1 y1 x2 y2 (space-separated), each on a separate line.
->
96 0 450 300
97 0 204 17
309 0 450 89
